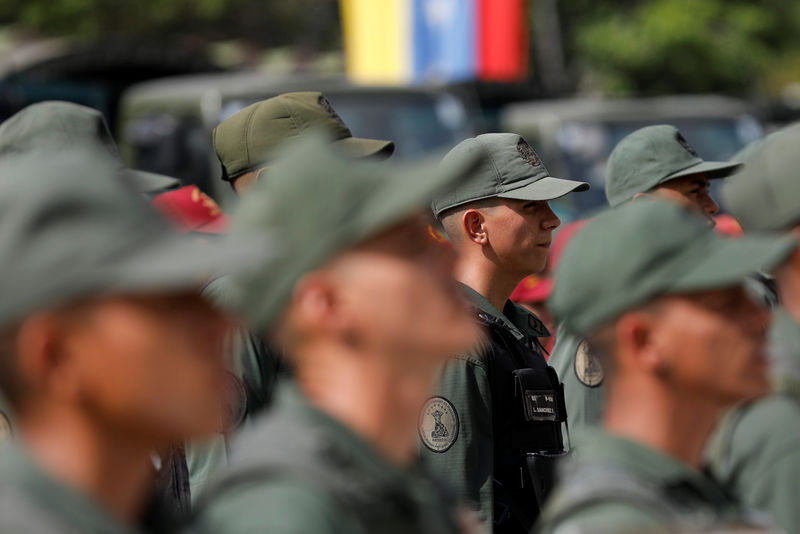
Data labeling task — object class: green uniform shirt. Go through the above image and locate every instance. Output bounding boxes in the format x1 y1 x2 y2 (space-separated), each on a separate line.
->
706 308 800 533
185 276 283 503
0 443 147 534
192 382 467 534
419 284 554 530
547 327 605 435
537 430 758 534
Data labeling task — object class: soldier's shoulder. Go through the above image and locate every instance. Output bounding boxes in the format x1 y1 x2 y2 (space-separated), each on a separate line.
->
194 476 357 534
709 394 800 470
537 500 666 534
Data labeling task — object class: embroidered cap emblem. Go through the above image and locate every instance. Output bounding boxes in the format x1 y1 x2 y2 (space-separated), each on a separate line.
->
574 340 604 387
419 396 459 452
675 132 699 157
516 138 541 167
317 95 347 127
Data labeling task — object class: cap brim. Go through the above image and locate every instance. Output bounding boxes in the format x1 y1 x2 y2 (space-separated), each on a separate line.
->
672 233 796 294
106 231 274 295
665 160 742 182
125 168 182 194
335 136 395 161
498 176 590 202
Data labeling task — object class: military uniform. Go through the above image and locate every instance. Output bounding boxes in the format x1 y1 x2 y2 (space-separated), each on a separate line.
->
185 276 282 503
556 125 743 436
541 199 794 534
0 444 153 534
707 124 800 534
193 382 468 534
546 329 604 432
536 430 760 534
426 134 588 533
420 284 566 532
192 134 484 534
184 92 396 501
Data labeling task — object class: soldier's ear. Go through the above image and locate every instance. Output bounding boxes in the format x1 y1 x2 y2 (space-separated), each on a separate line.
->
462 209 487 245
15 311 83 406
614 311 662 374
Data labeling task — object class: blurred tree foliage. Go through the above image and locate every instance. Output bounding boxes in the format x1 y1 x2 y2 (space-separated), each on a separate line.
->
1 0 798 95
560 0 800 95
0 0 341 50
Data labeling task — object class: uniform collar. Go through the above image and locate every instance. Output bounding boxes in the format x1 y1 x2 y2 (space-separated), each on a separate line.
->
458 282 550 341
274 381 416 489
0 442 141 534
571 429 729 500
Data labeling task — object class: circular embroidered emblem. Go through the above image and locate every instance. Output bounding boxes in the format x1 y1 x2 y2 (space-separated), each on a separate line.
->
516 138 541 167
574 340 604 387
675 132 699 157
220 371 248 434
0 411 12 443
419 396 459 453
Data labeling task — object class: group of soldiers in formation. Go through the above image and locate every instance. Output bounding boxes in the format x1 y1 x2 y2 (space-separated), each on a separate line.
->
0 90 798 534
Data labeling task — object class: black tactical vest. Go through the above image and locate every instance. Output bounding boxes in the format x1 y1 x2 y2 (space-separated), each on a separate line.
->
474 306 568 534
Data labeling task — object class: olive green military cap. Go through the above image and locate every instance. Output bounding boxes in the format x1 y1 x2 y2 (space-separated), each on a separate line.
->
228 132 481 331
431 133 589 218
0 101 180 194
549 199 795 335
0 145 270 327
605 125 742 207
213 91 395 181
722 123 800 232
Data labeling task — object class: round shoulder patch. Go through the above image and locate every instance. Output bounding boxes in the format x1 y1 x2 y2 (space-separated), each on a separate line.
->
0 411 12 443
574 340 604 387
419 396 459 453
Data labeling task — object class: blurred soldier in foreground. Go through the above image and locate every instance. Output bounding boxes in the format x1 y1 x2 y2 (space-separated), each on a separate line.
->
425 133 588 533
0 147 264 533
191 134 484 534
184 92 396 501
0 100 180 196
214 91 394 195
536 199 793 534
549 125 742 433
707 123 800 533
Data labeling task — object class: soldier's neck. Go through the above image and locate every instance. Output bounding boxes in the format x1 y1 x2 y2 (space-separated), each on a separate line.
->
17 405 156 525
604 379 721 469
295 347 423 468
455 255 523 313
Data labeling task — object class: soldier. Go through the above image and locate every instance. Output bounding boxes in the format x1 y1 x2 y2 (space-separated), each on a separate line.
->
191 133 484 534
424 133 589 533
0 146 265 533
549 125 742 432
706 123 800 533
213 91 394 195
536 199 793 534
185 92 396 502
0 100 180 195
